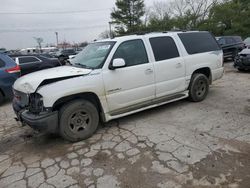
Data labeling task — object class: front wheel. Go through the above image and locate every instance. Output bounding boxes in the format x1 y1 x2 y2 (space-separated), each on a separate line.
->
238 68 245 72
59 100 99 142
188 73 209 102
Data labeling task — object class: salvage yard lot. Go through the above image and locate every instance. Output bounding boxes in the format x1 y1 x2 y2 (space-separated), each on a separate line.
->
0 62 250 188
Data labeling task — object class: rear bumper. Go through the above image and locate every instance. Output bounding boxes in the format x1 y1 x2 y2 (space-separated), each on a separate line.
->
212 67 224 81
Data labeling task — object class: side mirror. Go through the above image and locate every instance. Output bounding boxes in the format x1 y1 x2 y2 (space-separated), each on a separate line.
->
110 58 126 70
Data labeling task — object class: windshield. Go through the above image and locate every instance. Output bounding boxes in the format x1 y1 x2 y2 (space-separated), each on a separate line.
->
244 38 250 44
71 42 115 69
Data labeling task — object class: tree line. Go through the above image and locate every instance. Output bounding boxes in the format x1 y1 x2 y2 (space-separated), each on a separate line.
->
107 0 250 38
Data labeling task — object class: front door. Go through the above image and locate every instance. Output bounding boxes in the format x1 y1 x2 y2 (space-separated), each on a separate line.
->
103 39 155 114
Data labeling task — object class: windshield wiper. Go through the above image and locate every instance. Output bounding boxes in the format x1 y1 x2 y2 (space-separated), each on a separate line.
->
73 63 93 69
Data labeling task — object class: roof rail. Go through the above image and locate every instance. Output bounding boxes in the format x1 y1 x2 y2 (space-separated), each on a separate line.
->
134 31 150 35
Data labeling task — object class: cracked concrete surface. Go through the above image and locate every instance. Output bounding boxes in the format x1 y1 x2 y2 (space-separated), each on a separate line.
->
0 62 250 188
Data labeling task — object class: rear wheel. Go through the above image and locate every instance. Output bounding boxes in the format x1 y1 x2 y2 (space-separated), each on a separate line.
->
188 73 209 102
238 68 245 72
59 100 99 142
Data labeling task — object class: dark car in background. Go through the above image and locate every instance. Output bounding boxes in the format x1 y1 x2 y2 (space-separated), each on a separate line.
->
234 48 250 71
10 54 62 75
0 53 20 104
216 36 245 60
56 48 77 63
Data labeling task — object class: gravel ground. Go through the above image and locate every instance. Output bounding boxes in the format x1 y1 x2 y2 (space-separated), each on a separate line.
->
0 62 250 188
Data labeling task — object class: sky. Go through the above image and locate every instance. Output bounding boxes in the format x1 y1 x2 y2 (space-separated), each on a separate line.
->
0 0 154 50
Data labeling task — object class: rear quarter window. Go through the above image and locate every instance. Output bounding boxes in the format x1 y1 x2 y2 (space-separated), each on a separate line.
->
178 32 221 55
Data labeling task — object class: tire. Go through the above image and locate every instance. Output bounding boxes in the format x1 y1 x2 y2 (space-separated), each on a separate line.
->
59 100 99 142
188 73 209 102
238 68 245 72
0 91 4 105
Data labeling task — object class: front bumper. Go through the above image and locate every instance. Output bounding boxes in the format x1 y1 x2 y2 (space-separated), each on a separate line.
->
13 99 59 133
21 110 58 133
234 56 250 69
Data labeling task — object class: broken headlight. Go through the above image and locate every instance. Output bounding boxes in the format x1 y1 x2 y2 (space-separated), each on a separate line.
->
29 93 44 114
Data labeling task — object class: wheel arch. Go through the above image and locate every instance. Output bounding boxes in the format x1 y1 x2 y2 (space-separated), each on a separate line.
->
0 88 5 97
53 92 106 122
192 67 212 84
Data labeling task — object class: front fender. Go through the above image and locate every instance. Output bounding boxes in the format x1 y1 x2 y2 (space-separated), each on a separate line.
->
37 74 108 113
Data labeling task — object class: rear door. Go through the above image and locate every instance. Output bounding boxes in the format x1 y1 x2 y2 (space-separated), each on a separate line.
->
149 36 186 98
0 55 19 97
18 56 42 75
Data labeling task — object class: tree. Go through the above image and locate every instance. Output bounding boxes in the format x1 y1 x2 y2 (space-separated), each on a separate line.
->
208 0 250 37
98 30 115 39
147 1 174 31
111 0 145 34
33 37 43 53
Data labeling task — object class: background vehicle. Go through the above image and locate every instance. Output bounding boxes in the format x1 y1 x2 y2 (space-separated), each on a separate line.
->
10 54 61 75
216 36 245 60
244 37 250 48
234 48 250 71
56 49 77 63
0 54 20 104
13 31 224 142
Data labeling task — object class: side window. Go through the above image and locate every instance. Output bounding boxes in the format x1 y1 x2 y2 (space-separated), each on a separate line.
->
218 38 226 45
178 32 221 54
113 39 148 67
19 57 40 64
226 38 234 44
0 58 6 68
150 37 179 61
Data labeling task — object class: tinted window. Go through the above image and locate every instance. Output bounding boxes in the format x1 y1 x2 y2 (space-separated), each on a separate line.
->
19 57 40 64
0 58 5 68
113 40 148 67
233 36 242 43
178 32 220 54
217 38 226 45
150 37 179 61
226 37 235 44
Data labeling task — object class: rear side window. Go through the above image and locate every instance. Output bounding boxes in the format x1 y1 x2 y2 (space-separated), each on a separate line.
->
0 58 6 68
178 32 220 54
233 36 242 43
19 57 40 64
150 37 179 61
225 37 234 44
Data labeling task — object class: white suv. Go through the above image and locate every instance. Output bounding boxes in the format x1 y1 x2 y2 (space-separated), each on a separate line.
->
13 31 224 141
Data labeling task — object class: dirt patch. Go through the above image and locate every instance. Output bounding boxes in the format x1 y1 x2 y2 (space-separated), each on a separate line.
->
185 140 250 188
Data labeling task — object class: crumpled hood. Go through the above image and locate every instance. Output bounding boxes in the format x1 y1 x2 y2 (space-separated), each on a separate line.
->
239 48 250 55
13 66 92 93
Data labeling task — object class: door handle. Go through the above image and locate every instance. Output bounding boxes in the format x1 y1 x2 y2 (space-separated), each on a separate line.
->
176 63 182 68
145 68 153 74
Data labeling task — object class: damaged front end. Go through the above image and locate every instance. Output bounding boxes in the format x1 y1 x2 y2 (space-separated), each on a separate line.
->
12 66 93 133
234 49 250 70
13 89 59 133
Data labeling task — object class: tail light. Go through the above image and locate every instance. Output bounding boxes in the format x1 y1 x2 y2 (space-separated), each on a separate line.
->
5 65 20 73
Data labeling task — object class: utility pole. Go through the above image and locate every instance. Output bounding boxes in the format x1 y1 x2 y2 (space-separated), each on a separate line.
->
55 32 59 47
109 22 112 38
